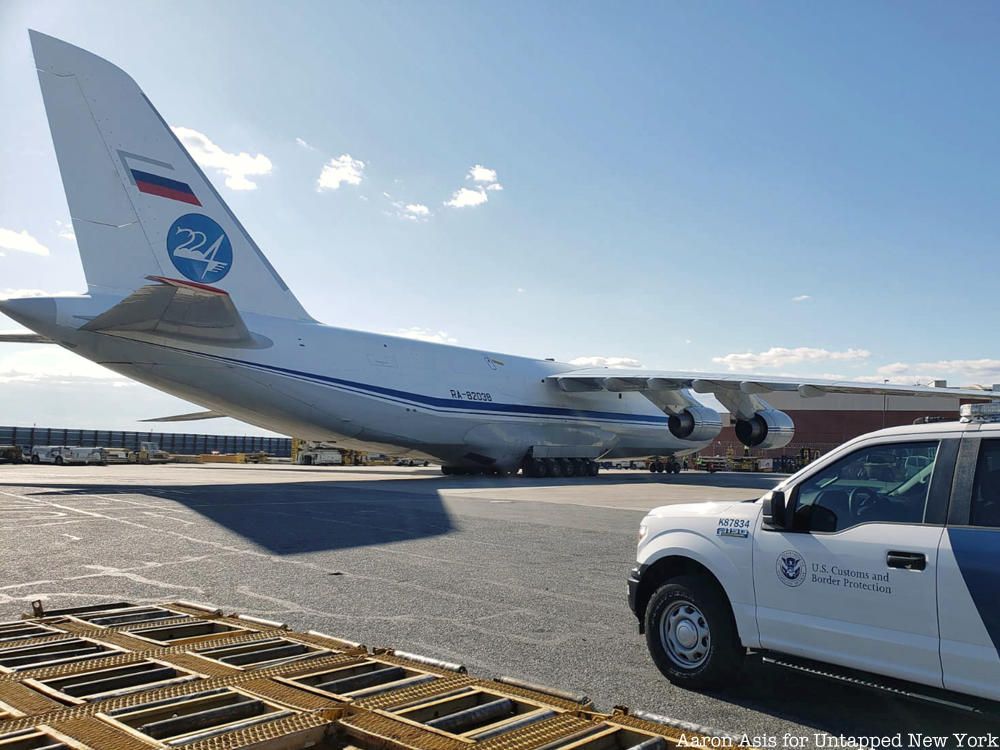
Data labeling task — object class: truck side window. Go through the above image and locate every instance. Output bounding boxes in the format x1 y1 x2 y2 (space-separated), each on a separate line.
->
970 439 1000 529
792 441 939 533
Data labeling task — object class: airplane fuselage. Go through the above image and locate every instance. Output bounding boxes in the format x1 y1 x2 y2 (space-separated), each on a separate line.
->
4 295 705 469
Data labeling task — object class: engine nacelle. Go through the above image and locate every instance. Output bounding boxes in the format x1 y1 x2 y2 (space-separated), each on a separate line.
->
734 408 795 450
668 405 723 443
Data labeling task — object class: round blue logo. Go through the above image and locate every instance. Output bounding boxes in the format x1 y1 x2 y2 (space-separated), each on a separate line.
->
166 213 233 284
776 550 806 587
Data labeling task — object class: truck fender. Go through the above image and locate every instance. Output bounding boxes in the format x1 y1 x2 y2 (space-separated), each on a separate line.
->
637 530 760 649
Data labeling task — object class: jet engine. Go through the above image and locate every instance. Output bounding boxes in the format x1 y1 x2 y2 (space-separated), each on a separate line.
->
734 408 794 450
667 405 723 443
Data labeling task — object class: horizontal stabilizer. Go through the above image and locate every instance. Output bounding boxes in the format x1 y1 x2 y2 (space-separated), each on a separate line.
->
141 410 227 423
81 276 266 348
0 332 54 344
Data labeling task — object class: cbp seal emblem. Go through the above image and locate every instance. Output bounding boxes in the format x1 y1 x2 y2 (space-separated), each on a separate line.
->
777 550 806 587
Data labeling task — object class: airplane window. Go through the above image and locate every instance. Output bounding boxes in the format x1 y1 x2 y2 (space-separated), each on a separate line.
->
971 440 1000 529
792 442 939 533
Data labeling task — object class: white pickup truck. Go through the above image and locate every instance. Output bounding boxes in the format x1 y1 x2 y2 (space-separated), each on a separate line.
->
628 403 1000 705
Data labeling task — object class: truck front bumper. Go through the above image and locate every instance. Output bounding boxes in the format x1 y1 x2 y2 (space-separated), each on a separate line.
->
627 566 642 619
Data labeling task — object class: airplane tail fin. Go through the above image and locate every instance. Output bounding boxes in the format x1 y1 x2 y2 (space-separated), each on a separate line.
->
29 30 310 320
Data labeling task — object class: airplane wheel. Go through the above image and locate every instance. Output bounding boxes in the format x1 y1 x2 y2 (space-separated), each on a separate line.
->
547 459 562 478
649 463 658 473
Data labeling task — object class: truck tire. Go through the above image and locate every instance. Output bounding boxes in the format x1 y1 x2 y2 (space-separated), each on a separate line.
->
644 574 745 689
31 455 39 464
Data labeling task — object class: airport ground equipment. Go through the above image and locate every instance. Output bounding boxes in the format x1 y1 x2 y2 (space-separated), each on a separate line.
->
629 402 1000 711
135 443 171 464
0 446 25 464
29 446 104 466
0 601 733 750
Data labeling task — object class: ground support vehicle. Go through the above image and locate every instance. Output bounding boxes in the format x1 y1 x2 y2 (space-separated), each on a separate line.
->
298 448 344 466
29 446 104 465
0 445 24 464
629 403 1000 711
134 441 171 464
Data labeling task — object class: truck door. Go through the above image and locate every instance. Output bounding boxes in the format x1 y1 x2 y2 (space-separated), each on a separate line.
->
753 437 957 687
938 435 1000 701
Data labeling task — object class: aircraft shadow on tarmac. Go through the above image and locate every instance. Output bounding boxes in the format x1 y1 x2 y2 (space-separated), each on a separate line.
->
0 470 782 555
5 479 456 555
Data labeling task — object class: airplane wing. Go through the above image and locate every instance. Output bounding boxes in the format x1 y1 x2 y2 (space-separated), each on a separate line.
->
140 410 227 423
81 276 262 347
548 368 1000 451
0 332 54 343
548 368 1000 401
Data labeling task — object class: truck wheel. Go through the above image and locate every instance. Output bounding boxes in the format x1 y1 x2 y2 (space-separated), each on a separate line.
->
54 456 64 466
31 455 39 464
644 575 744 689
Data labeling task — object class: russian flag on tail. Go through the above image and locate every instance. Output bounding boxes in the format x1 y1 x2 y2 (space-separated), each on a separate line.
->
131 169 201 206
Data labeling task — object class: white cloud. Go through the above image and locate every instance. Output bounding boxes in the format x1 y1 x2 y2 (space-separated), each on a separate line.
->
445 186 489 208
791 294 811 303
386 199 431 222
172 126 273 191
569 356 643 369
0 228 49 257
445 164 503 208
516 287 526 294
317 154 365 191
55 220 75 241
0 346 125 385
387 327 457 345
469 165 498 183
875 359 1000 387
295 137 316 150
0 288 81 300
713 346 871 371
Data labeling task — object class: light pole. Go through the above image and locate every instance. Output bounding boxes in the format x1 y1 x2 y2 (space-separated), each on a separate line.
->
882 379 890 428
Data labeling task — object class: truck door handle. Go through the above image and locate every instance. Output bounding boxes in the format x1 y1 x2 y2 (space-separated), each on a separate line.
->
887 551 926 571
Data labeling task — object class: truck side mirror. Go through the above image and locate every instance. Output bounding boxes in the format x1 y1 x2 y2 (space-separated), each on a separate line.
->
762 490 788 529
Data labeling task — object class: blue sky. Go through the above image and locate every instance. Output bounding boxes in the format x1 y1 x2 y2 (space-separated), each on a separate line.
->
1 1 999 433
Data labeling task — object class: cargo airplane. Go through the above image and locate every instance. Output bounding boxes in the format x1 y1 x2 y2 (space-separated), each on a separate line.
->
3 32 997 476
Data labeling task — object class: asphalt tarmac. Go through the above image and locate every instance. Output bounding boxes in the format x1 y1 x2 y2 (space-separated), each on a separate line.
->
0 464 995 745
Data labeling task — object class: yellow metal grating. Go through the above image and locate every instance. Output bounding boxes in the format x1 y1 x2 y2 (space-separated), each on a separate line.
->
469 680 586 712
340 708 472 750
354 675 471 711
183 711 339 750
602 714 689 744
46 715 155 750
240 676 344 712
477 714 596 750
0 603 727 750
0 681 63 715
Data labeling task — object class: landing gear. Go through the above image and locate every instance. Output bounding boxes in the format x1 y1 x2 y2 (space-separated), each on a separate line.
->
650 459 681 474
521 457 600 478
